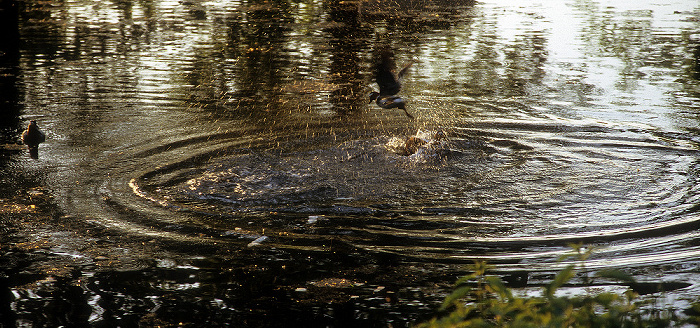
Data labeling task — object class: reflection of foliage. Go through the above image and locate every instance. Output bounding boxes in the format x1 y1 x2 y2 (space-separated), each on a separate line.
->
574 4 697 90
503 33 548 97
686 302 700 326
417 244 685 328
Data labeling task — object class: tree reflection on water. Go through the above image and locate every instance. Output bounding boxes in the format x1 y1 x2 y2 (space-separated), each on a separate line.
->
2 0 699 326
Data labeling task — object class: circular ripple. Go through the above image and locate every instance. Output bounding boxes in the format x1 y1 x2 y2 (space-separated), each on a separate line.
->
100 119 700 270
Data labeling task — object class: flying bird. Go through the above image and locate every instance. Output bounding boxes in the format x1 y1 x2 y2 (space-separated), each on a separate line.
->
369 50 414 119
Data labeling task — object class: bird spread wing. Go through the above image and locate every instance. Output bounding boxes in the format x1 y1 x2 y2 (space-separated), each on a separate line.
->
396 61 413 81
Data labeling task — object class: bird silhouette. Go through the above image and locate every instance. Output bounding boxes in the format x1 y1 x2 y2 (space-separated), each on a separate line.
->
369 50 414 119
22 120 45 158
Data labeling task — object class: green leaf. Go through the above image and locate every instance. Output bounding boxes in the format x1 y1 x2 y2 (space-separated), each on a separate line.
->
486 276 512 300
470 260 491 276
455 273 478 286
545 265 575 298
440 285 471 310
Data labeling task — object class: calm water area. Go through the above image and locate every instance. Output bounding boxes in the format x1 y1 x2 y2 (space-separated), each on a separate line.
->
1 0 699 326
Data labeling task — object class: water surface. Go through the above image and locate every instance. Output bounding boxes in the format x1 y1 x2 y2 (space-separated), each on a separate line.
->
2 0 700 326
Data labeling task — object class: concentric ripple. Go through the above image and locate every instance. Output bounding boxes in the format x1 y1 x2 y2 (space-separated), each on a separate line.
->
101 117 700 270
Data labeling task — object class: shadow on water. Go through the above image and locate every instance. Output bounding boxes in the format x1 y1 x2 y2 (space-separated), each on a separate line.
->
2 0 700 326
0 0 20 133
0 0 21 148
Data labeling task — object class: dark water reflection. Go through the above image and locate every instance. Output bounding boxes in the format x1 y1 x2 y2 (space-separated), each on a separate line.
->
2 0 700 326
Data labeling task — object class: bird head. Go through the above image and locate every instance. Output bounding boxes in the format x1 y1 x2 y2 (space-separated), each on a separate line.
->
368 91 380 103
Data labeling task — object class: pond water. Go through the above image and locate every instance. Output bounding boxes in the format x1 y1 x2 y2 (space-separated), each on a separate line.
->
2 0 700 326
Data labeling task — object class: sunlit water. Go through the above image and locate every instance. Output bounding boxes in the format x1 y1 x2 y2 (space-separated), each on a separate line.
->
4 0 700 325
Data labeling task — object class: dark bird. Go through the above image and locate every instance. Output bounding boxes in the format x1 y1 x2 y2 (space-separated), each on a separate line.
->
369 50 414 119
21 120 45 151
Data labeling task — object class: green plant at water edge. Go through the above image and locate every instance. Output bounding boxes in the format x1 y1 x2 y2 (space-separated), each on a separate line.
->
416 244 679 328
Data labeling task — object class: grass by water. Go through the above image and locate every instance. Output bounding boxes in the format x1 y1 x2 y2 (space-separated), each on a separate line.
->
418 245 700 327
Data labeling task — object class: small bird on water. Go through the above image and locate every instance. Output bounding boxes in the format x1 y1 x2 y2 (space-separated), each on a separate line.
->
369 50 415 119
22 120 45 151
